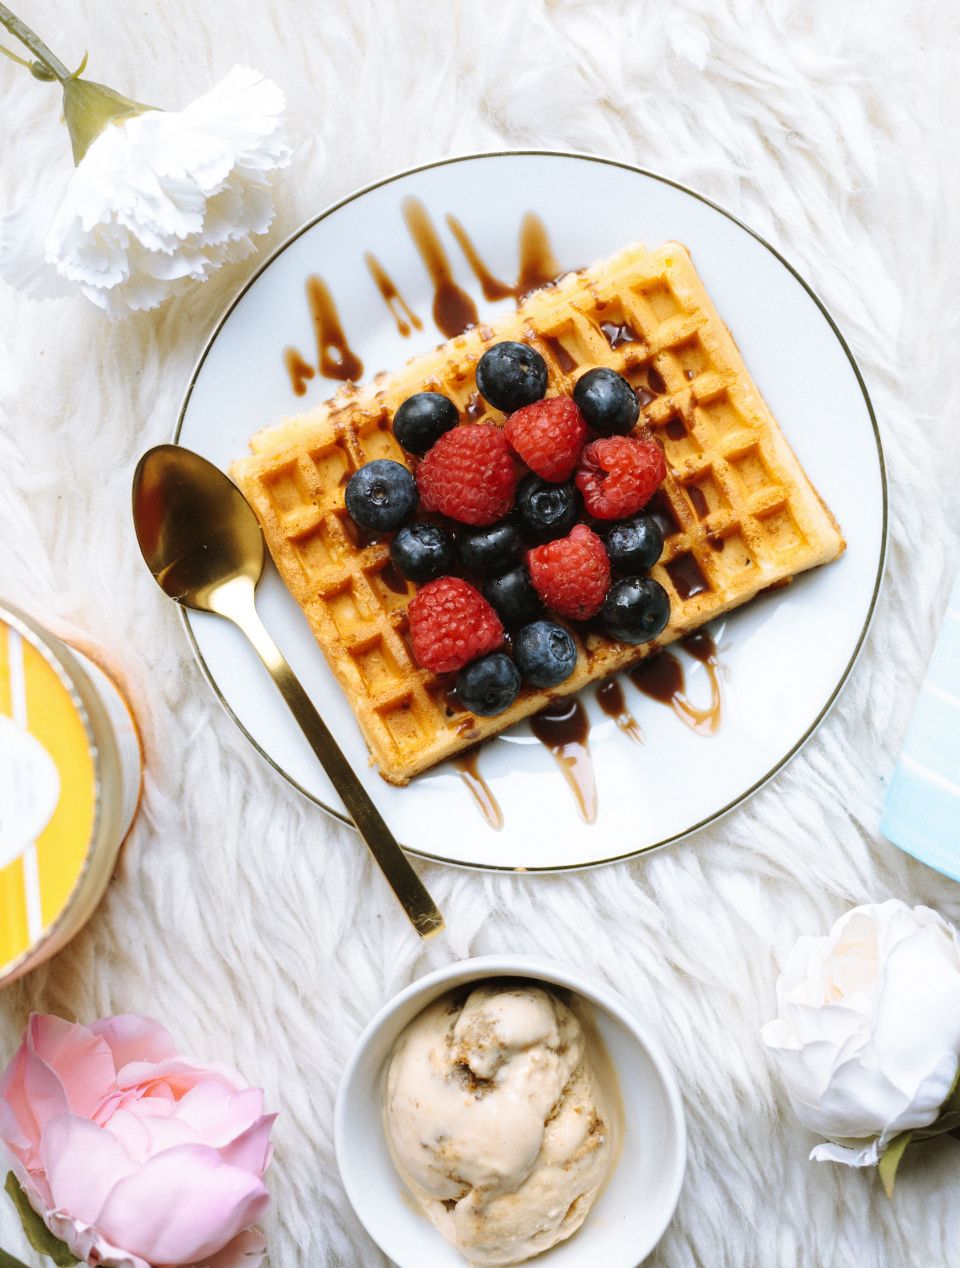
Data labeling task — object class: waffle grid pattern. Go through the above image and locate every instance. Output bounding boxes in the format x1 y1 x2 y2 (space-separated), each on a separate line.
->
232 243 844 784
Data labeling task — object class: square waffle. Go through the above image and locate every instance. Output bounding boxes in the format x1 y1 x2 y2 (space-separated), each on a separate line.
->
231 242 844 785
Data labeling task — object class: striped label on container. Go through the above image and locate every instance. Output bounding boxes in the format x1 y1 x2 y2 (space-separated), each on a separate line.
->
0 621 96 970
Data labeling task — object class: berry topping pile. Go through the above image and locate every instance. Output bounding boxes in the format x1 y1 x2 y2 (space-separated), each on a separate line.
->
342 341 672 715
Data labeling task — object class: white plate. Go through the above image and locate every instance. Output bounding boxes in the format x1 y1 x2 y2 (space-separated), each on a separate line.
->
176 151 886 872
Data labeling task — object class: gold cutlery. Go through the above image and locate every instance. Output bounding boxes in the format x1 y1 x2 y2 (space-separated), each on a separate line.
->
132 444 444 939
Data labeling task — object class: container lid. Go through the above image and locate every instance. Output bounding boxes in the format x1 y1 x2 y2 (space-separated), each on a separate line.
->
0 610 97 976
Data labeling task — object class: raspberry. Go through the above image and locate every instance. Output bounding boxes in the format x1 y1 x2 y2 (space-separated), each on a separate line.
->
416 424 517 526
574 435 666 520
504 396 588 482
527 525 611 621
407 576 505 673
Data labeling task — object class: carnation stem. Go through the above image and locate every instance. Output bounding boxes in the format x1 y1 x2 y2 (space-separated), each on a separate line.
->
0 3 69 80
0 1248 29 1268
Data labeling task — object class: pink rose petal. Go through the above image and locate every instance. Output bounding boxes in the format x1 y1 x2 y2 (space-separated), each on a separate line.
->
40 1113 138 1225
116 1057 245 1098
27 1015 116 1120
217 1115 276 1175
89 1015 180 1070
174 1083 265 1145
108 1104 199 1161
96 1143 269 1265
0 1044 36 1157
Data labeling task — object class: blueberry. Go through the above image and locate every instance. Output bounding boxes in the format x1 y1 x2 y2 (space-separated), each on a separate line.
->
513 621 578 688
345 460 418 532
604 515 664 573
602 577 670 644
515 474 581 543
389 523 455 582
482 565 544 629
573 367 640 436
457 521 523 575
456 652 522 716
476 341 548 412
392 392 459 455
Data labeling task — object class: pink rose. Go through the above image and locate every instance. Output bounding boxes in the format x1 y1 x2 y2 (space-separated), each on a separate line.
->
0 1013 275 1268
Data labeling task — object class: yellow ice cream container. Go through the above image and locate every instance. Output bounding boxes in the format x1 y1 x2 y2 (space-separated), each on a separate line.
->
0 601 142 987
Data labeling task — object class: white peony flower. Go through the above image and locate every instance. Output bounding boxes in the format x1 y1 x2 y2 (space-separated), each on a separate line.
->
762 899 960 1169
0 63 292 315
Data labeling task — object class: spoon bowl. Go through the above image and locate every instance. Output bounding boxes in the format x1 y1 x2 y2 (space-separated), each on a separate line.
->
133 445 264 610
131 444 444 939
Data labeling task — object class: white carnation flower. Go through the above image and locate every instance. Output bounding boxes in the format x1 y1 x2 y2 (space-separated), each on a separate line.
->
0 63 292 315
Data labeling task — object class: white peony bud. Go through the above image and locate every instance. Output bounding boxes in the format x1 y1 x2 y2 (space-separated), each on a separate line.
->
762 899 960 1168
0 65 292 316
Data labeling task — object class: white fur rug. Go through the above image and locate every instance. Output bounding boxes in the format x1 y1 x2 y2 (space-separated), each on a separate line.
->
2 1 960 1265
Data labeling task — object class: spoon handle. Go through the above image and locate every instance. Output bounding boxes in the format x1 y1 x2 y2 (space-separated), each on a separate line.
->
227 593 444 939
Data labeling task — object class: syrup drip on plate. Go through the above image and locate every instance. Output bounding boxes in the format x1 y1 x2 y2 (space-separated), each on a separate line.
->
306 274 364 381
283 347 315 396
595 679 643 743
446 211 562 303
530 699 597 824
402 197 479 337
628 630 722 735
364 252 423 337
454 751 504 831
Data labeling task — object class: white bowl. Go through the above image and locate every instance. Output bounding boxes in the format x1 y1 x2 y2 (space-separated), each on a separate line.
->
334 955 687 1267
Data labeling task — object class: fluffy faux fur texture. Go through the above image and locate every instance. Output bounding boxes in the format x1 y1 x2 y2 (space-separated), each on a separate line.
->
1 1 959 1264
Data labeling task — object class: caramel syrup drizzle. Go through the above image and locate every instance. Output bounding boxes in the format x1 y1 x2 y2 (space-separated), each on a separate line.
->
284 206 564 391
595 679 644 743
454 752 504 832
282 275 364 395
306 274 364 382
628 631 722 736
364 252 423 338
445 211 562 303
282 346 315 397
529 699 598 824
401 196 479 337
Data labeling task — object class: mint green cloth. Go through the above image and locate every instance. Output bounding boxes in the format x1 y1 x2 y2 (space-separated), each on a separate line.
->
881 572 960 878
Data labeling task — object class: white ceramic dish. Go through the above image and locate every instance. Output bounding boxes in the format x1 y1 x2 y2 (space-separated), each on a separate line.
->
334 955 686 1268
175 150 886 871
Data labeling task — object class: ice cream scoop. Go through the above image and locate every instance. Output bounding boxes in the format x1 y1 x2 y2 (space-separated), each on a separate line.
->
383 981 619 1265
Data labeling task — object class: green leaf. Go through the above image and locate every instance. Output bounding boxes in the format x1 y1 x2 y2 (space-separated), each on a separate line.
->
878 1131 913 1198
0 1246 31 1268
4 1173 79 1266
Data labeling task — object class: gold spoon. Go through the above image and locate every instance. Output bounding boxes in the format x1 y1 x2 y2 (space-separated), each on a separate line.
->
131 443 444 939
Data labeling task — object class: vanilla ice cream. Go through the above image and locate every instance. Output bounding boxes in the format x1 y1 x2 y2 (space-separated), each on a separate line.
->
383 981 619 1265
